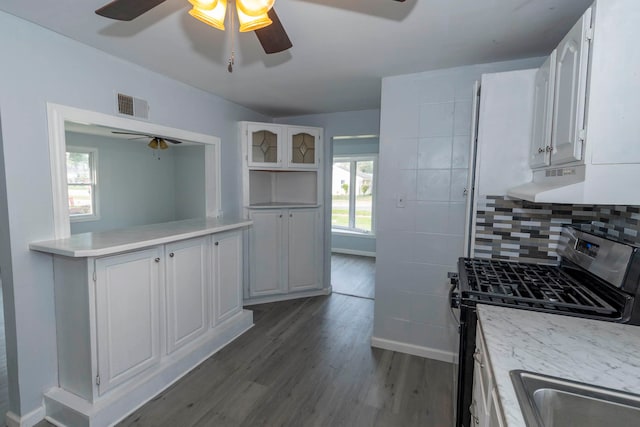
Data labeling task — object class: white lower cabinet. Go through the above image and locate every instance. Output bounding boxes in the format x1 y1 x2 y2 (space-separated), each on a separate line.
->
165 237 210 354
247 208 321 300
212 231 243 324
48 229 250 426
95 247 162 395
472 322 506 427
287 208 320 292
248 210 286 297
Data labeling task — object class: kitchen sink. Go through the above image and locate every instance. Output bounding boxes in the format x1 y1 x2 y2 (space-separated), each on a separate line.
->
510 370 640 427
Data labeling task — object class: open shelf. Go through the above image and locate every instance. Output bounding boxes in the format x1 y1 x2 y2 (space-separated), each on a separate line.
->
249 170 318 206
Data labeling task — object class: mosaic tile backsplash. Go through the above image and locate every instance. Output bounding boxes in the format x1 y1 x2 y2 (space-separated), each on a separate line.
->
474 196 640 264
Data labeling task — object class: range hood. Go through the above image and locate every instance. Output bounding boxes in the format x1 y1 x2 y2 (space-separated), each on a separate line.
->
508 165 585 204
507 163 640 205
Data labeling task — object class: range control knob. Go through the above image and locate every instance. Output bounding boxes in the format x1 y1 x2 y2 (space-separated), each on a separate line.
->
450 292 461 309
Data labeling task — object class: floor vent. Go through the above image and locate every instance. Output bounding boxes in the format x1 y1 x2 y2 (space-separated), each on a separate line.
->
116 93 149 119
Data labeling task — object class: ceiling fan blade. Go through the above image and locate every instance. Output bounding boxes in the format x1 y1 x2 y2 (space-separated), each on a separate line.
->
254 8 292 54
112 131 183 144
112 131 152 137
95 0 167 21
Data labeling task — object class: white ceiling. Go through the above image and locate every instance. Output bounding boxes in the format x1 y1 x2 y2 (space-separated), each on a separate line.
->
1 0 593 117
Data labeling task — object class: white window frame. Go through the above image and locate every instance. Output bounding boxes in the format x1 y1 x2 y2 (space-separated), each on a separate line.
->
331 155 377 236
66 146 100 222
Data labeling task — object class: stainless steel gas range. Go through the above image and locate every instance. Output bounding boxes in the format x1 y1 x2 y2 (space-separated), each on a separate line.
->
450 224 640 427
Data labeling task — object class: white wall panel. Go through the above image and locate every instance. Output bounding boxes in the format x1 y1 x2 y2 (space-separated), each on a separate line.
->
373 57 544 361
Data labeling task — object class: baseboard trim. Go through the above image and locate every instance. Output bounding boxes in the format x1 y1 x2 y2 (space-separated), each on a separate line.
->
44 310 254 427
331 249 376 257
5 405 46 427
370 336 457 364
243 288 331 306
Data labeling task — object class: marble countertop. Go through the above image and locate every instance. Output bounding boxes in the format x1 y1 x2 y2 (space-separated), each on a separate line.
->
30 217 252 257
477 304 640 427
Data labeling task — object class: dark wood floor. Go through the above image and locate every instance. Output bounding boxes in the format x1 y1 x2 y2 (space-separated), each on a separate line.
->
118 294 453 427
331 254 376 299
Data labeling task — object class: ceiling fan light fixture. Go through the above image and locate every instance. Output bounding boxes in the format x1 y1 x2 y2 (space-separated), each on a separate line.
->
148 138 160 149
236 0 274 16
159 139 169 150
188 0 219 11
237 7 272 32
189 0 227 30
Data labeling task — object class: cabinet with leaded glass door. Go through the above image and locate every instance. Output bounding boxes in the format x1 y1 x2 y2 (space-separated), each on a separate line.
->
239 121 327 305
246 123 283 168
287 127 320 169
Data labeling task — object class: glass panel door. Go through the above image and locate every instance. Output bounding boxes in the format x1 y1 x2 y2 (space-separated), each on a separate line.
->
251 129 279 164
290 132 315 165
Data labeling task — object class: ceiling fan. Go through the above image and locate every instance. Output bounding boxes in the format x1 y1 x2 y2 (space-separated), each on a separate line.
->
94 0 407 55
111 131 183 150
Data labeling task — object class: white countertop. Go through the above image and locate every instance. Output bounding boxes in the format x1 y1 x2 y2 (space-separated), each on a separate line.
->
29 217 252 257
477 304 640 427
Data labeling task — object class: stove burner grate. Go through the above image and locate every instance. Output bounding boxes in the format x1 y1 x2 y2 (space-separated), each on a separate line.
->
460 258 617 315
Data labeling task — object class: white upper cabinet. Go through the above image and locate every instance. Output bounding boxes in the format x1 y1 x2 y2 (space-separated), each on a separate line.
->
247 123 283 168
511 0 640 204
550 7 592 166
287 127 320 169
529 50 556 168
243 121 322 171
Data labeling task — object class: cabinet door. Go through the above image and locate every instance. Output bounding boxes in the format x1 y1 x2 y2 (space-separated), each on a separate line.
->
551 8 591 166
288 208 321 291
95 247 162 395
248 210 286 297
212 231 243 325
165 237 209 354
488 387 506 427
287 127 320 169
471 363 488 427
530 50 556 168
247 123 283 168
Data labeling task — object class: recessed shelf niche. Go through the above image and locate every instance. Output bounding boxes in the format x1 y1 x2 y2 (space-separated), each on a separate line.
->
248 170 318 207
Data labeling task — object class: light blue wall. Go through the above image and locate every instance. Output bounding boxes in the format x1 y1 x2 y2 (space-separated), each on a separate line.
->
174 145 207 221
67 132 208 234
0 11 269 418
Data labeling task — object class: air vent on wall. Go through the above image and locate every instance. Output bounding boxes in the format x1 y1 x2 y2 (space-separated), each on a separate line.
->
116 93 149 119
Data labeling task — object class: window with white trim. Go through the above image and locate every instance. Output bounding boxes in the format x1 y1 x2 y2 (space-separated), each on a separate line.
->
331 156 376 234
66 147 99 221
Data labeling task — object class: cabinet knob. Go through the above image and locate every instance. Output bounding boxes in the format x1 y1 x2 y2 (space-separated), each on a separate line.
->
279 214 283 218
289 213 293 218
538 147 545 153
546 145 553 152
169 252 174 258
215 242 219 246
154 257 160 263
